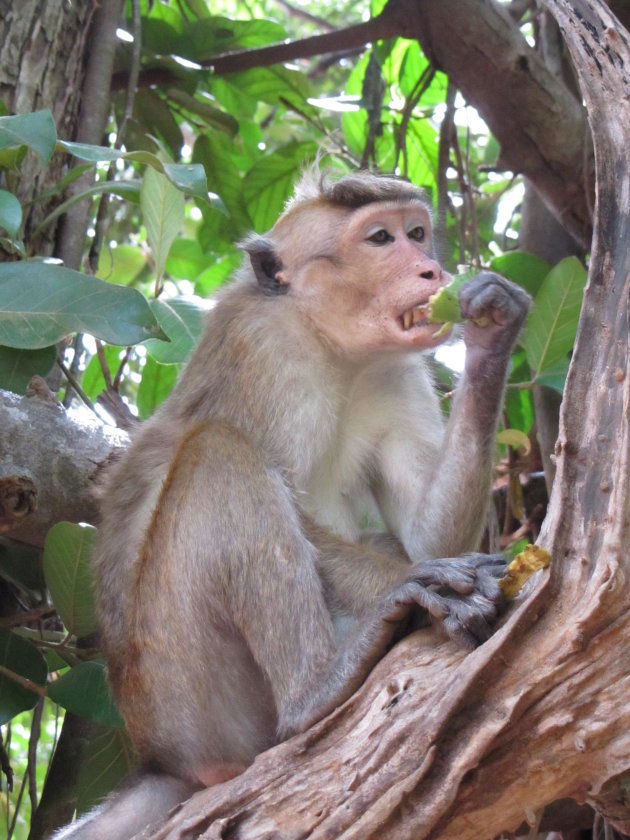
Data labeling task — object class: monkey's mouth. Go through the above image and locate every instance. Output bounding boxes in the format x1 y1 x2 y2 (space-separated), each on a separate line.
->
400 304 430 330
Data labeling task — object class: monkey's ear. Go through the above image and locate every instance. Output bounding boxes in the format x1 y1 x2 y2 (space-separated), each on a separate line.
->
241 236 289 296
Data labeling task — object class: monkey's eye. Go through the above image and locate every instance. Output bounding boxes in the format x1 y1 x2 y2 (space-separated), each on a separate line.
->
408 226 425 243
368 229 394 245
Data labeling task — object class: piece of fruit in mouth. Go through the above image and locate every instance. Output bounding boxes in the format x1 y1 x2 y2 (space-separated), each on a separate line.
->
401 304 430 330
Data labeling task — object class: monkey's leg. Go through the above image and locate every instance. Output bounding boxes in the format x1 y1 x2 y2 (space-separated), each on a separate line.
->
126 421 487 747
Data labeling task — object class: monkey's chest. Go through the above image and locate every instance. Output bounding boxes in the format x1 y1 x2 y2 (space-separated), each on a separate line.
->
300 427 384 541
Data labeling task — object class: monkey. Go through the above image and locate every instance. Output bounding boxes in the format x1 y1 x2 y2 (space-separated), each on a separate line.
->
53 170 530 838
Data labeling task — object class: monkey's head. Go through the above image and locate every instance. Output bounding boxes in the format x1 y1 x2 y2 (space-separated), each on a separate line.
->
243 170 453 356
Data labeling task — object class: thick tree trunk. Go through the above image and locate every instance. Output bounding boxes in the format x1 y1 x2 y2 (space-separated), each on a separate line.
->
0 0 95 255
128 3 630 836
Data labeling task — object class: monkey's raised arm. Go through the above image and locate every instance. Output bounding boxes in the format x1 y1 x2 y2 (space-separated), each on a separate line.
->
376 272 531 563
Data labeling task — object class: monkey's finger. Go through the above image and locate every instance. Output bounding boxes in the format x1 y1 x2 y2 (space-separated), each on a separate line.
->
411 561 476 595
444 603 494 647
466 552 508 575
386 581 450 622
474 572 507 604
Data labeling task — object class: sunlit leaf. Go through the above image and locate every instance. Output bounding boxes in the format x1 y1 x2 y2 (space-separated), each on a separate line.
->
43 522 97 638
525 256 587 376
0 262 162 348
0 110 57 163
141 167 185 282
145 296 206 363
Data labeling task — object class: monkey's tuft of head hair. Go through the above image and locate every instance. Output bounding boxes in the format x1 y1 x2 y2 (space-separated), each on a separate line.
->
287 167 427 215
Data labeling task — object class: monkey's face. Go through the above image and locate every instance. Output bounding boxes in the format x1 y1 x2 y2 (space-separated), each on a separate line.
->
281 200 452 356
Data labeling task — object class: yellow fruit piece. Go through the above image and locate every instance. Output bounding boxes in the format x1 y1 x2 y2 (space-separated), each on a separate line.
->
499 544 551 599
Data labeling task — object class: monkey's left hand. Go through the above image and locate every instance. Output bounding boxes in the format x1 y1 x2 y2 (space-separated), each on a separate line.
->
459 272 531 368
406 552 507 647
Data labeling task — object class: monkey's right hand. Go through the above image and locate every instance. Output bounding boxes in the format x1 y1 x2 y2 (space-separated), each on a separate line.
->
382 553 506 648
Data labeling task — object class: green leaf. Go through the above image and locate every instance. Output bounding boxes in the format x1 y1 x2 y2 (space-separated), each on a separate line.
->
48 661 124 729
0 344 56 392
535 356 570 393
43 522 97 638
490 251 552 299
145 296 206 363
34 179 142 235
0 262 162 349
0 189 22 239
0 110 57 163
57 140 120 162
524 256 587 376
137 355 179 419
244 142 317 233
0 628 47 724
163 162 208 201
141 167 185 282
76 728 136 814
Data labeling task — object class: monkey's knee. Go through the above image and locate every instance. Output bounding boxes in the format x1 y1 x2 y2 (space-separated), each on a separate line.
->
195 762 247 787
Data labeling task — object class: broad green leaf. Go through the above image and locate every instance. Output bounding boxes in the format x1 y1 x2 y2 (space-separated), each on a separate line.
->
0 189 22 239
525 256 587 376
145 296 206 363
76 728 136 814
34 179 142 235
137 355 179 419
535 356 570 393
141 167 185 282
490 251 552 299
0 628 47 724
244 142 317 233
0 110 57 163
0 262 162 349
43 522 97 638
57 140 120 162
163 162 208 201
182 16 286 58
48 661 124 729
0 344 56 392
